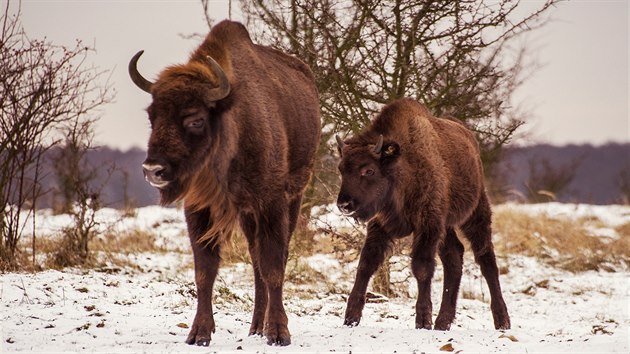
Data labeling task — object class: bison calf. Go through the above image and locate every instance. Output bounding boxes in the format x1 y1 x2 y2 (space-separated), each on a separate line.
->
336 98 510 331
129 21 320 346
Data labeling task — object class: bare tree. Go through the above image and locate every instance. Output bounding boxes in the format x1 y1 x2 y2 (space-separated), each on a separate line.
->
0 1 113 269
50 117 113 267
222 0 560 295
616 166 630 205
524 156 582 203
239 0 557 162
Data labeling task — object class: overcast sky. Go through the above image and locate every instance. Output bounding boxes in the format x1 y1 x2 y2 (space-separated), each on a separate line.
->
13 0 629 150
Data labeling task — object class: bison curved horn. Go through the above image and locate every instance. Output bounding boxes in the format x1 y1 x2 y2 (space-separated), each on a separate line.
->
128 50 153 94
205 56 231 101
335 135 345 150
373 134 384 154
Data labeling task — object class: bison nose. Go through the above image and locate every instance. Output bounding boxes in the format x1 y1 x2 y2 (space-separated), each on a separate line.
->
142 163 170 189
337 198 355 215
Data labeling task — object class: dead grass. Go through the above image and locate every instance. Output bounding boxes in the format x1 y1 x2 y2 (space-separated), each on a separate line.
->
492 208 630 272
221 215 321 265
96 229 164 254
16 228 167 271
615 221 630 238
220 232 251 265
13 207 629 276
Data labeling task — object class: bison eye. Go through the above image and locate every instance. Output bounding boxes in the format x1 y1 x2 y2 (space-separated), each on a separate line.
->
183 117 205 134
361 168 374 177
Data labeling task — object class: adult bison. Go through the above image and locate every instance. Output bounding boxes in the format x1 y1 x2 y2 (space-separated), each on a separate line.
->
336 98 510 331
128 20 320 346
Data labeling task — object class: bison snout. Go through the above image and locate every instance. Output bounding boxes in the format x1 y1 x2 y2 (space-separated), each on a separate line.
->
142 162 171 189
336 197 356 216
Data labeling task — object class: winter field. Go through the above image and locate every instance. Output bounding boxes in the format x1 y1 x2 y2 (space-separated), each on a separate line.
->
2 203 629 353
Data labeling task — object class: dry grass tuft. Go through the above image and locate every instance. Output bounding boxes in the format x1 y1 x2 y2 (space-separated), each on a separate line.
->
220 215 320 265
21 228 167 270
615 221 630 238
96 229 163 254
493 208 630 272
220 232 251 265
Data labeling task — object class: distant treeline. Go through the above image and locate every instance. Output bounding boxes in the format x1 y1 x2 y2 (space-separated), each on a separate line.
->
496 143 630 204
31 143 630 210
34 147 159 210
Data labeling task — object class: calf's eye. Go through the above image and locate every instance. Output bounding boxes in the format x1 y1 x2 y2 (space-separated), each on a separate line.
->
187 119 203 129
362 168 374 177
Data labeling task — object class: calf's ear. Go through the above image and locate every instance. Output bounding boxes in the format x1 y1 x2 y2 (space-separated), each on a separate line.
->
380 142 400 161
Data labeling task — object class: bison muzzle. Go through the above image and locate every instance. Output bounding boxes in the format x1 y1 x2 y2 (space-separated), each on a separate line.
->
336 98 510 331
129 20 320 346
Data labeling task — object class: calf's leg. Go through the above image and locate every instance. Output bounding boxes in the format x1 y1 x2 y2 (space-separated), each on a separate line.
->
344 221 393 326
434 228 465 330
461 193 511 330
410 222 443 330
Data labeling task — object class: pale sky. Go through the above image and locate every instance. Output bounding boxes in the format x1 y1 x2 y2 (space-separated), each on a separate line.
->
13 0 629 150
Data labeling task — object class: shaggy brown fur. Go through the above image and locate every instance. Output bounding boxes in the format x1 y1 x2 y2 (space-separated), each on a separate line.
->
129 20 320 346
336 98 510 331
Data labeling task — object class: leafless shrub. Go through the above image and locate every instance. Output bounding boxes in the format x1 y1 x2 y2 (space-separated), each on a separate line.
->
200 0 559 293
524 156 582 203
0 0 113 270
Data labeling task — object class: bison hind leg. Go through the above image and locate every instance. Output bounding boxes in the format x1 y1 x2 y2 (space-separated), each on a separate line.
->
460 193 511 329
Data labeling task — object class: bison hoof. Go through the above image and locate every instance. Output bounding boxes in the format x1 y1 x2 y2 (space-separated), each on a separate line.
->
249 316 265 336
249 327 264 337
415 322 432 330
434 315 453 331
495 318 511 330
415 311 433 330
185 319 215 346
266 334 291 346
433 322 451 331
343 318 360 327
264 323 291 346
185 332 211 347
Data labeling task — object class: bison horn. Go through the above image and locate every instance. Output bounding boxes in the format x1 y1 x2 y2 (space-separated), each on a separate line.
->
336 135 345 150
128 50 153 94
205 56 231 101
373 134 384 154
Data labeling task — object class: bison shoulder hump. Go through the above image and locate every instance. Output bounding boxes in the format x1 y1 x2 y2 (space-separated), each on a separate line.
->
209 20 253 44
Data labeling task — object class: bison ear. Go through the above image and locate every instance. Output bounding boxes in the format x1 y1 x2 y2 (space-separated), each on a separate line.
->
380 142 400 160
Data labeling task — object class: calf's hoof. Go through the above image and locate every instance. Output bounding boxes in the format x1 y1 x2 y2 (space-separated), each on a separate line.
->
492 307 511 330
415 313 433 330
343 317 361 327
494 316 511 330
343 299 364 327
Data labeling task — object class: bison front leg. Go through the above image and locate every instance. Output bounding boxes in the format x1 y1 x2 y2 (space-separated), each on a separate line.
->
344 221 392 326
184 208 221 346
434 228 464 330
410 223 444 330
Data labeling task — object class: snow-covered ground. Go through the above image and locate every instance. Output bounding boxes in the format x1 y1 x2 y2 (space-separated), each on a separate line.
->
2 203 629 353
